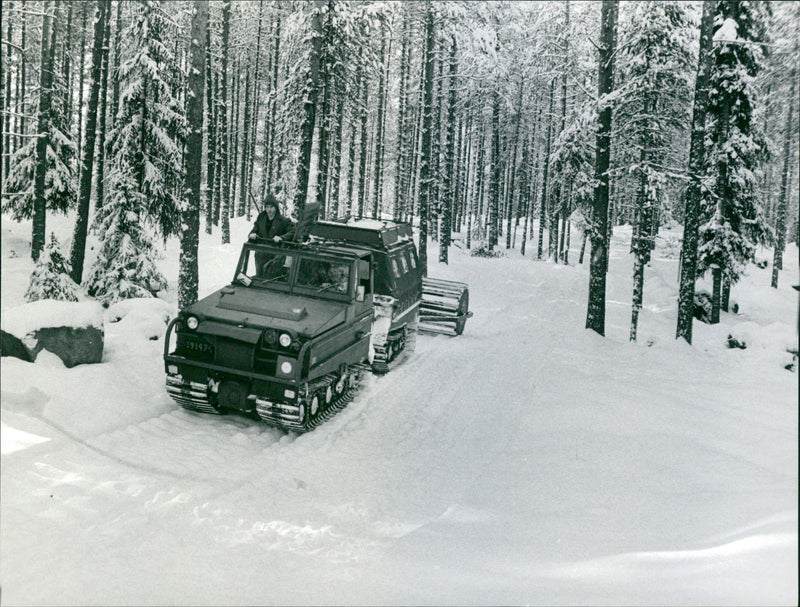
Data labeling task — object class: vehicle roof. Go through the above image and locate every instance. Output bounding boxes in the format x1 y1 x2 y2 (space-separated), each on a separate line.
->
309 219 414 251
244 240 368 260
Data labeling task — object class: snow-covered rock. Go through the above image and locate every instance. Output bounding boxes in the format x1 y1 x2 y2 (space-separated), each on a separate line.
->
1 300 104 367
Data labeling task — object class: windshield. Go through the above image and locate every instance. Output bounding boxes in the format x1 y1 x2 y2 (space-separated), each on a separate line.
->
239 248 295 287
296 258 351 294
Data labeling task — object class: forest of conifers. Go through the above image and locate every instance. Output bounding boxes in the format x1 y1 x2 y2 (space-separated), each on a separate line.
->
1 1 798 342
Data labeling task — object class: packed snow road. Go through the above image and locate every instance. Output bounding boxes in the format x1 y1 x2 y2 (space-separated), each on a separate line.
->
1 220 797 605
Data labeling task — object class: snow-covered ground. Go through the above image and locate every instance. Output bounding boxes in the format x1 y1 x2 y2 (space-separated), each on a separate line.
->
1 213 797 605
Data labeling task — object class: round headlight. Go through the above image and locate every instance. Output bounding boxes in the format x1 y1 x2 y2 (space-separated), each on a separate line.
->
264 329 277 345
186 316 199 330
280 361 293 374
279 332 292 348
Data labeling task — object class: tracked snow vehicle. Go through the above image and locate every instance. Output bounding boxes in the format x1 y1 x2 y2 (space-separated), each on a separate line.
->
163 206 471 432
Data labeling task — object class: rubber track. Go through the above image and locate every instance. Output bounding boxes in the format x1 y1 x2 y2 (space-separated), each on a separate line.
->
256 364 370 433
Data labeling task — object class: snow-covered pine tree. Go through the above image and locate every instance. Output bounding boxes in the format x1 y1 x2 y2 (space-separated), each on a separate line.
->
2 0 77 250
676 0 716 344
25 232 82 303
615 0 693 341
84 0 184 305
107 0 185 240
585 0 619 336
698 1 771 316
84 158 167 306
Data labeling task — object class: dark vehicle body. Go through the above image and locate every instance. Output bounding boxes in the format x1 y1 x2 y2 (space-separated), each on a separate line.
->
164 216 470 431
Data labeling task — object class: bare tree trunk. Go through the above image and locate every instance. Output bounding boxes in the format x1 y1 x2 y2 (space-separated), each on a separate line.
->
506 79 524 250
316 1 335 216
488 89 501 250
180 0 207 310
676 0 715 343
710 265 721 324
537 79 555 259
33 0 57 261
370 16 390 219
356 63 369 218
439 35 457 263
772 70 796 288
70 0 107 278
219 0 231 243
204 19 215 234
293 0 323 219
418 1 436 276
585 0 618 336
2 2 14 179
95 3 112 211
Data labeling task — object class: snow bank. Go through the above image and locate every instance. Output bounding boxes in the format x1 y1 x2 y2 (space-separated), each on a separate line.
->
1 300 104 337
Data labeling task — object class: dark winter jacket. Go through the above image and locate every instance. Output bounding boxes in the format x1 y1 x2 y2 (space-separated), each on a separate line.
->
249 209 295 241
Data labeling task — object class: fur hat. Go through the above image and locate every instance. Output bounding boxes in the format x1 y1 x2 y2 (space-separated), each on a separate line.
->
263 194 281 211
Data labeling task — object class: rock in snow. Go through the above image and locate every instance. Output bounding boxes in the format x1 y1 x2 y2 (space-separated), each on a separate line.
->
1 300 104 367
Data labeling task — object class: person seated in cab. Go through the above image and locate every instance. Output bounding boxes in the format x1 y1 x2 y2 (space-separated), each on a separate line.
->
248 194 295 243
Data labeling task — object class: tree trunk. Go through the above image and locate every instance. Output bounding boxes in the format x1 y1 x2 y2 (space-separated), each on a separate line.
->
95 4 112 211
585 0 618 336
676 0 715 343
537 79 556 259
506 80 524 250
439 35 457 263
710 265 721 324
394 8 411 221
488 89 501 250
345 66 363 217
370 17 389 219
32 0 56 261
418 1 436 276
72 3 87 188
293 1 323 219
239 55 253 217
110 0 122 130
219 0 231 243
316 15 331 216
230 54 240 219
205 19 215 234
721 274 731 312
771 70 795 288
329 94 344 216
264 12 281 191
70 0 107 278
3 2 14 179
179 0 207 310
356 63 369 218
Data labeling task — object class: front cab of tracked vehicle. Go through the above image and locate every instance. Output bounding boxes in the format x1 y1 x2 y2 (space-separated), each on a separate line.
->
163 239 374 427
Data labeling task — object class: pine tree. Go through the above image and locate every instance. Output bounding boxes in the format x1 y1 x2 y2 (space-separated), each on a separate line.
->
418 1 437 276
84 157 167 306
697 1 771 310
585 0 619 336
69 0 109 283
771 71 796 289
293 0 323 220
85 0 185 304
3 0 76 261
616 1 693 341
676 0 715 343
179 0 208 310
25 233 82 303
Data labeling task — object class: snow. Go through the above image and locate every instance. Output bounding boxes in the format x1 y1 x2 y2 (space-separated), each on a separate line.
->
1 213 797 605
714 17 739 42
1 300 104 338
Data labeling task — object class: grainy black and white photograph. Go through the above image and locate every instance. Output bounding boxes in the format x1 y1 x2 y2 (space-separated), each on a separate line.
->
1 0 797 604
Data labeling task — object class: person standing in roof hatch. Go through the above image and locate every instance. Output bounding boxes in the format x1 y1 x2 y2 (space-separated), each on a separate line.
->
248 194 295 243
